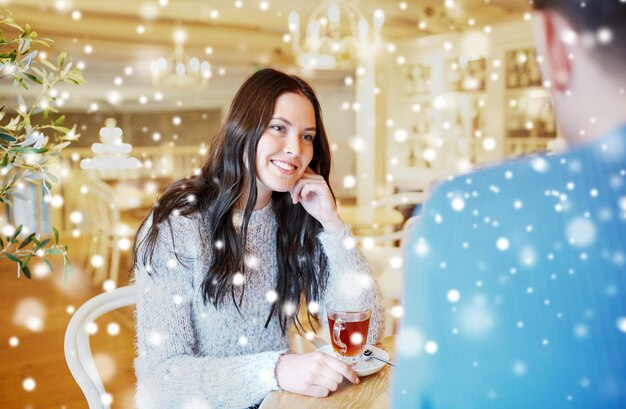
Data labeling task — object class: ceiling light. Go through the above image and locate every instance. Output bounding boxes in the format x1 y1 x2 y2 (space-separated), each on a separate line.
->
287 0 384 70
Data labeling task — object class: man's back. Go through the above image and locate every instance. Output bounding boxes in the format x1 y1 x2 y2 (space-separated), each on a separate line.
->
394 127 626 408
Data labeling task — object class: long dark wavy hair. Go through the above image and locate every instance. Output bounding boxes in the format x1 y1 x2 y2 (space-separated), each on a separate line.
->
132 68 334 334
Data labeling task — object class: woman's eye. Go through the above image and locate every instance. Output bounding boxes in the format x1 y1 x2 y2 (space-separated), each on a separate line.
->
270 125 286 133
302 134 314 142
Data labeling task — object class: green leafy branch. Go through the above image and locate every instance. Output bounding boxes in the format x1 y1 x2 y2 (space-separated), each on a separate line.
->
1 224 74 280
0 9 85 280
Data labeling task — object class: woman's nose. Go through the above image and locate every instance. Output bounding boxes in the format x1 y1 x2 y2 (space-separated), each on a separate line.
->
284 135 301 156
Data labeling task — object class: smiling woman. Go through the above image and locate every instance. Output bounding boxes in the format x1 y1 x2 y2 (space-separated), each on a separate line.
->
254 92 316 205
131 68 385 408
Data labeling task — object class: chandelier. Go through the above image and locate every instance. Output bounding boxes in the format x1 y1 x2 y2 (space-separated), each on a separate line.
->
288 0 384 70
150 27 212 88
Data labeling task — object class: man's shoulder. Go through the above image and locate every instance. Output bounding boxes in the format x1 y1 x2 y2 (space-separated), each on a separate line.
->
413 150 592 241
428 148 589 205
426 155 543 207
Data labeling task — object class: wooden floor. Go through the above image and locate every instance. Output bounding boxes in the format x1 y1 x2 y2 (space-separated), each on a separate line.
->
0 236 137 408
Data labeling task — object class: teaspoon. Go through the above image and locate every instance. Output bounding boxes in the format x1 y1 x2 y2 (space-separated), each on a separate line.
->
363 349 396 367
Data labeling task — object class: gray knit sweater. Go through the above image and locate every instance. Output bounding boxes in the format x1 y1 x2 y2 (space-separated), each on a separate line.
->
133 203 385 408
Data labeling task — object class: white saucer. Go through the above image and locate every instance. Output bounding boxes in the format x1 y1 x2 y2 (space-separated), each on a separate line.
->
317 344 389 377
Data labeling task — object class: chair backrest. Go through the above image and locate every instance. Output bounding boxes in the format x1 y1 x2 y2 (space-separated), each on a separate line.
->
354 214 420 247
355 214 420 292
58 170 122 285
370 191 426 210
64 285 137 409
355 215 420 336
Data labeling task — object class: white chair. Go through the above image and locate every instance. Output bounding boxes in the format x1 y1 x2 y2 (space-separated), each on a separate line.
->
357 216 419 336
357 215 419 293
353 193 424 335
64 285 137 409
370 191 426 210
354 192 424 286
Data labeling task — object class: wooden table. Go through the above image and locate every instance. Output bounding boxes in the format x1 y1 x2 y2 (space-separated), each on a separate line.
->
338 205 404 231
260 336 395 409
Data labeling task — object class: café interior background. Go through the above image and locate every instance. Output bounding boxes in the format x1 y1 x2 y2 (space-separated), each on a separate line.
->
0 0 559 407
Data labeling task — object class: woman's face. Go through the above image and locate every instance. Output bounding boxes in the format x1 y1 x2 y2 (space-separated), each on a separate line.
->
255 92 316 204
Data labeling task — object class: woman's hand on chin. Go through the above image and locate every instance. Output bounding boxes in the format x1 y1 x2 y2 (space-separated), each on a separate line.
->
289 168 344 233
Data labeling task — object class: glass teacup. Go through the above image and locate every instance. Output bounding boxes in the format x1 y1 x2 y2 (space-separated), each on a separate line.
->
326 299 371 365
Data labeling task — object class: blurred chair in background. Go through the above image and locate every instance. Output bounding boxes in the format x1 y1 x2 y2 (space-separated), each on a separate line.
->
352 192 425 335
61 171 123 285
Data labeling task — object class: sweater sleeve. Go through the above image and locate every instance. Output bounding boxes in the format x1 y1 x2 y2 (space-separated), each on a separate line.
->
316 225 385 345
134 214 286 409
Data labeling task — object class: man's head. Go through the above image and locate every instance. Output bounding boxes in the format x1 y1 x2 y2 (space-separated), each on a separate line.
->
532 0 626 68
530 0 626 144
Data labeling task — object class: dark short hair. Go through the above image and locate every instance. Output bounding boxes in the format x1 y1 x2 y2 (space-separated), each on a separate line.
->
532 0 626 66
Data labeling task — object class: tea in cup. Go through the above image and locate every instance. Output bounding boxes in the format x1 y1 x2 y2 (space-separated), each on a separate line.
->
326 299 371 365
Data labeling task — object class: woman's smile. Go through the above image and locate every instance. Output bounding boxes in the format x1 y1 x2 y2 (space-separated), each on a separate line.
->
271 159 298 173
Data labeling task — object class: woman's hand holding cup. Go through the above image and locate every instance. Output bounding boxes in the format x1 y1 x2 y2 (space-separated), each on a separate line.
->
275 352 360 397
